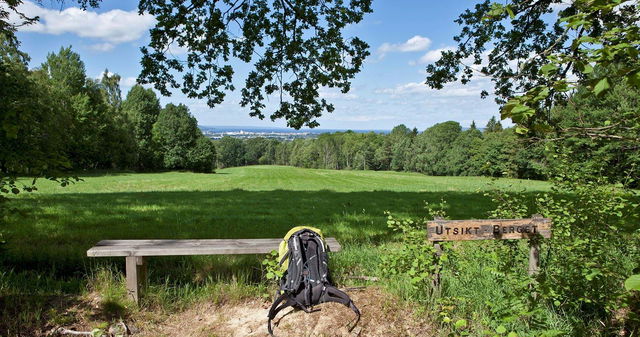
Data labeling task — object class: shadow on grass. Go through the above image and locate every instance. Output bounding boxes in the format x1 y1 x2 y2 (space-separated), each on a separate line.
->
62 169 222 178
2 189 545 272
0 188 553 334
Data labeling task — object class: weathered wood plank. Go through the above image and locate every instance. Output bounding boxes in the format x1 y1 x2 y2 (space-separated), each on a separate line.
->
92 239 285 246
426 218 551 241
528 243 540 276
87 238 341 257
125 256 145 303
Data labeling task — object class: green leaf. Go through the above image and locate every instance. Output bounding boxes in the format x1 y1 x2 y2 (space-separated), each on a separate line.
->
625 274 640 291
582 64 594 74
566 17 589 29
533 87 550 101
540 63 558 76
515 126 529 134
485 4 506 19
577 36 598 44
626 70 640 88
511 104 535 116
507 332 518 337
553 80 570 92
496 325 507 334
593 77 610 97
505 5 515 19
454 319 468 329
585 269 601 281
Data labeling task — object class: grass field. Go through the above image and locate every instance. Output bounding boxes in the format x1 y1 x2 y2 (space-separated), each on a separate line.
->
5 166 549 269
1 166 552 334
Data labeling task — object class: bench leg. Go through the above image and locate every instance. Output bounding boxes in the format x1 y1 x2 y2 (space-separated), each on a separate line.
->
126 256 146 304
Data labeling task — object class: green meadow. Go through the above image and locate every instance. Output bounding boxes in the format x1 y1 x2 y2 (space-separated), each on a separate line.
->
6 166 549 267
1 166 551 333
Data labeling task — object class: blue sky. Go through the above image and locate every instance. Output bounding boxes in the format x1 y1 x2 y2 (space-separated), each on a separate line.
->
13 1 505 131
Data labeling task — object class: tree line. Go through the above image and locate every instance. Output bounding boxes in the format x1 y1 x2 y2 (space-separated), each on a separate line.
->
1 41 216 180
215 82 638 186
215 118 544 179
2 40 636 186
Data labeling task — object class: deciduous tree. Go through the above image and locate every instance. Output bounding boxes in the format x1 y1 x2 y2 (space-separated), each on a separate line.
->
152 103 201 169
122 84 162 169
426 0 640 139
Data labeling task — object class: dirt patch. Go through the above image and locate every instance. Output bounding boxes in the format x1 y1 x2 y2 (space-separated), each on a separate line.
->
135 287 432 337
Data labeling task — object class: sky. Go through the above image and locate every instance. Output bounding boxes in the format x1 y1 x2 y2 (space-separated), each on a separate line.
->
12 1 507 131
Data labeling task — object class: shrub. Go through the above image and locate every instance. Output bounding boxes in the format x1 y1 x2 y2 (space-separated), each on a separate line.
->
380 201 447 302
536 173 640 332
380 169 640 335
187 137 216 173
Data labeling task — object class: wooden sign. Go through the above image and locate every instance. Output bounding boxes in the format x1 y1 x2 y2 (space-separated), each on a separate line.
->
427 217 551 242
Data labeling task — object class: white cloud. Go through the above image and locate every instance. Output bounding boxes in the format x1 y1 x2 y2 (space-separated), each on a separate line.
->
120 77 139 88
415 47 455 65
377 35 431 58
319 87 358 100
412 47 492 67
550 0 572 12
375 82 429 96
375 77 493 99
89 42 115 52
328 114 395 122
167 41 189 55
95 71 139 89
14 1 155 44
95 70 114 80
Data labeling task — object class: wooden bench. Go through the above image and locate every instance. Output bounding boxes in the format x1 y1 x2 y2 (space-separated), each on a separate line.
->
86 238 342 303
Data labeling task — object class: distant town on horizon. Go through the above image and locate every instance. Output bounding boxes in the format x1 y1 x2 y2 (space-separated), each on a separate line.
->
199 124 477 140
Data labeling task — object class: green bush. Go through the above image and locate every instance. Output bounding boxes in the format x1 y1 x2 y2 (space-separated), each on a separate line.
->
380 201 447 303
536 172 640 332
187 137 216 173
380 171 640 335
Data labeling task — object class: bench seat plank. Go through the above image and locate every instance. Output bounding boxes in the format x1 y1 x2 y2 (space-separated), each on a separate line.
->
87 238 342 257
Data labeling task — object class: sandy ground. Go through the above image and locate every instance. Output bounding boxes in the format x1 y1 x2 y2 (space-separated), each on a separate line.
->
132 287 432 337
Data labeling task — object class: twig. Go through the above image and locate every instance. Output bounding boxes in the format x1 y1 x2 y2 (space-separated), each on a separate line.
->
53 328 96 336
342 286 368 292
346 275 379 282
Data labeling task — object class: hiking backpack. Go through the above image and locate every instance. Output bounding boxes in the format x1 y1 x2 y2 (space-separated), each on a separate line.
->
267 226 360 336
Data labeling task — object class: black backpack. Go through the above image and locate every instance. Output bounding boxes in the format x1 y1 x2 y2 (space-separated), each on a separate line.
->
267 228 360 336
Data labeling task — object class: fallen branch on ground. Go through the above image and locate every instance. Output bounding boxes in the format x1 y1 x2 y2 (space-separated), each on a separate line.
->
52 328 95 336
346 275 379 282
51 321 129 337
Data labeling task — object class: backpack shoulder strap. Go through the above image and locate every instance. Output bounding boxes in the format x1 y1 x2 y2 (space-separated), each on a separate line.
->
267 292 290 336
314 235 330 283
320 285 361 331
282 233 304 292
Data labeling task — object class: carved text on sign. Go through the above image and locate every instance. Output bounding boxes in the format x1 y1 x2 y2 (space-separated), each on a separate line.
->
427 218 551 241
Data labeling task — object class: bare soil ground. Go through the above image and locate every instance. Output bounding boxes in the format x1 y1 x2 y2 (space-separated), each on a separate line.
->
123 287 429 337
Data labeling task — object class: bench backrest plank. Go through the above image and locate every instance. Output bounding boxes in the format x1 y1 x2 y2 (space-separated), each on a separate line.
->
87 238 341 257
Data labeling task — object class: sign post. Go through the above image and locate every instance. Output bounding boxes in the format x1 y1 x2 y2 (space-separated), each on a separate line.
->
426 215 552 287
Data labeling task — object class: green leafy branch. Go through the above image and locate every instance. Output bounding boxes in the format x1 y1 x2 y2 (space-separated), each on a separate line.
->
501 0 640 135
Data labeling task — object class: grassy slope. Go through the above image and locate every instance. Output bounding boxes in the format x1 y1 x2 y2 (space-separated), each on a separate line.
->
6 166 549 268
2 166 553 334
